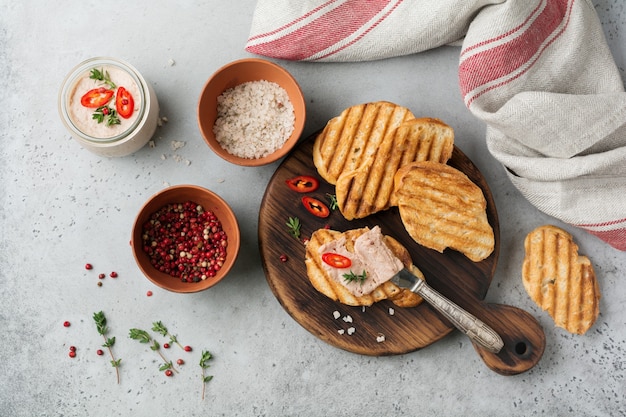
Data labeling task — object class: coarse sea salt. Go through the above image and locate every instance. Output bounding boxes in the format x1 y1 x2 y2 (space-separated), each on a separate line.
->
213 80 295 159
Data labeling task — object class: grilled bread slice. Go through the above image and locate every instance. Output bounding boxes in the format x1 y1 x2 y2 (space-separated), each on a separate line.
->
522 225 600 335
335 117 455 220
305 227 423 307
312 101 415 185
392 161 494 262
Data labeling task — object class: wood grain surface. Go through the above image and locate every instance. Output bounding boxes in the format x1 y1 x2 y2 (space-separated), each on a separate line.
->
258 132 545 375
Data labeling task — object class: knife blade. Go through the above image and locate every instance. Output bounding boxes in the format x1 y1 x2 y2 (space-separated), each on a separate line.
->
392 268 504 353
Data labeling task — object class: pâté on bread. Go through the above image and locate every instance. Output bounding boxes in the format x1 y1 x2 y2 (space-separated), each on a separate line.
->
305 226 423 307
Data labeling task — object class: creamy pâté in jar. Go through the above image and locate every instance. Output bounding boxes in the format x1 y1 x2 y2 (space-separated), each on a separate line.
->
59 57 159 157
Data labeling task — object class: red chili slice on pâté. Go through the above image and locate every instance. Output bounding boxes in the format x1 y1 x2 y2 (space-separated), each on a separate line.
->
80 87 114 108
286 175 319 193
302 196 330 218
115 86 135 119
322 252 352 269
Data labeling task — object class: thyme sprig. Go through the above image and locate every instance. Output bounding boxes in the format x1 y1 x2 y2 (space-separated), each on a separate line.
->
286 216 301 239
89 68 117 89
93 311 121 384
326 193 338 211
92 105 121 126
343 270 367 285
152 321 185 350
199 350 214 400
129 328 179 374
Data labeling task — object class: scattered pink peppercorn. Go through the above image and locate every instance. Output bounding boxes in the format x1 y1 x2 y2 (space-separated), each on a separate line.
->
96 349 104 356
69 351 76 358
146 291 153 297
69 346 76 352
184 346 192 352
98 273 105 279
176 359 184 365
63 321 71 327
110 271 118 278
85 263 93 270
163 343 170 349
279 254 288 262
165 369 173 377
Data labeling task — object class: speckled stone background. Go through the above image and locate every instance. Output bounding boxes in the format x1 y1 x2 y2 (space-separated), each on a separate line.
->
1 1 625 416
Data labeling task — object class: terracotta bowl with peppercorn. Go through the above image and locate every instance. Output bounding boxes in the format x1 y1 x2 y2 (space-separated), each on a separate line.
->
131 185 240 293
197 58 306 167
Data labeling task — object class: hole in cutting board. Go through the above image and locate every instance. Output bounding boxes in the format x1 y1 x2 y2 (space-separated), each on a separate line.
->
515 342 528 355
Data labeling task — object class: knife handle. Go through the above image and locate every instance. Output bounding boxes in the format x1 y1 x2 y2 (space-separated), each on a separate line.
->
413 280 504 353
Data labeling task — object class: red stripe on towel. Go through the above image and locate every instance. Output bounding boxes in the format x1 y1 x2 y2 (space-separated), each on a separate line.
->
582 227 626 251
459 0 573 104
246 0 393 60
577 218 626 250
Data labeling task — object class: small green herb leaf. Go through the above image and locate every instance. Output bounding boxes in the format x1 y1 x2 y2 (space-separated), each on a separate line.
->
89 68 116 89
128 328 152 344
152 321 168 337
103 337 116 348
286 216 301 239
326 193 338 211
159 361 173 372
343 270 367 285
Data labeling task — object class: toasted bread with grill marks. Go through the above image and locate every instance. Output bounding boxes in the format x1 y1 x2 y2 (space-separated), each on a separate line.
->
305 227 423 307
335 117 454 220
392 161 494 262
312 102 415 185
522 225 600 335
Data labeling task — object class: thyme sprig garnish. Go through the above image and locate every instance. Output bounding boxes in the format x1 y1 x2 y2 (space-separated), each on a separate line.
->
93 311 121 384
152 321 185 350
286 216 301 239
89 68 117 89
129 328 179 374
199 350 214 400
343 270 367 285
92 105 121 126
326 193 338 211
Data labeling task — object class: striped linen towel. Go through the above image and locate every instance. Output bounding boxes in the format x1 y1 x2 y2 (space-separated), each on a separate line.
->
246 0 626 251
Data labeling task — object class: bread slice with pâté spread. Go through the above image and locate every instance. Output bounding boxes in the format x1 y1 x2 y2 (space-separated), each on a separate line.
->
305 226 423 307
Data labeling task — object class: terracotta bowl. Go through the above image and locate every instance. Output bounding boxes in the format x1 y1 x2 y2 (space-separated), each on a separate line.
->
197 58 306 166
131 185 240 293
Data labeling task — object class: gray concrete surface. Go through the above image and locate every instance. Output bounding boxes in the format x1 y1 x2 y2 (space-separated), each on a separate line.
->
1 1 625 416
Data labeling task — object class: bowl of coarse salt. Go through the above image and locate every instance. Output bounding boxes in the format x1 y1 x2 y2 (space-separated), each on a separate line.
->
197 58 306 166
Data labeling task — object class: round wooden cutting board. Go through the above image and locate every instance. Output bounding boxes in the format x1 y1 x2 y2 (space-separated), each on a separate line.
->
258 132 500 356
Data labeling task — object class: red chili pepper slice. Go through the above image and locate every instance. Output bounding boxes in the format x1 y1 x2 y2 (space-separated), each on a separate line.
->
286 175 319 193
322 252 352 269
80 87 114 108
302 196 330 218
115 86 135 119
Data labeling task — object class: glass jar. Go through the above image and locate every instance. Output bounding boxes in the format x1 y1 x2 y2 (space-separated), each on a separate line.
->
59 57 159 157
